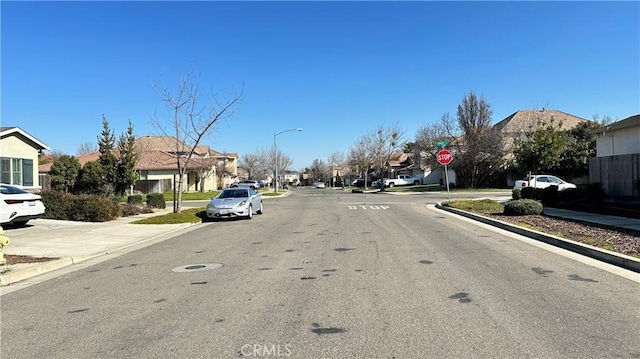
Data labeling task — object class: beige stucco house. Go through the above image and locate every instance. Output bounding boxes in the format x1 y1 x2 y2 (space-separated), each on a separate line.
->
39 135 238 194
589 114 640 198
591 114 640 157
1 127 49 190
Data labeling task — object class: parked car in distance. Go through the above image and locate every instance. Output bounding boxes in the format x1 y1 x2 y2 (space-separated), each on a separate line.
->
314 181 325 188
513 175 577 191
352 179 366 187
230 180 260 190
0 184 46 227
206 187 263 220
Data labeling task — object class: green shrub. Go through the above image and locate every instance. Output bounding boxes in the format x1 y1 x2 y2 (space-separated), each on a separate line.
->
541 185 558 206
68 195 121 222
41 191 120 221
521 187 535 200
121 203 142 217
557 188 580 203
127 194 144 204
520 187 545 201
512 188 521 200
585 183 605 203
146 193 166 209
503 199 543 216
41 190 73 220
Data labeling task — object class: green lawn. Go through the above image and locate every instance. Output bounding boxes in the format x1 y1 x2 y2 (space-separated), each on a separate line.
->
442 199 504 212
132 207 206 224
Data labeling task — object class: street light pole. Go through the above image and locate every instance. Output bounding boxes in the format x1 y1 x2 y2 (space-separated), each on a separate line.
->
274 128 302 193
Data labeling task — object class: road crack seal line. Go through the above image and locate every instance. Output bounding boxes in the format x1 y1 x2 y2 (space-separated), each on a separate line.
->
568 274 598 282
310 322 347 335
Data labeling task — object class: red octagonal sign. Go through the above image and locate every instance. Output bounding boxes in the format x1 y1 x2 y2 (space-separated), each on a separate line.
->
437 150 453 165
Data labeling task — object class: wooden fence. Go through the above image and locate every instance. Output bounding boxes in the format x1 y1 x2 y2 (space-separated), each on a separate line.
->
589 154 640 198
39 174 51 191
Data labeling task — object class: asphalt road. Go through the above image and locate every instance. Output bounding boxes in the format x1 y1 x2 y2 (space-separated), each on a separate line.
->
1 188 639 358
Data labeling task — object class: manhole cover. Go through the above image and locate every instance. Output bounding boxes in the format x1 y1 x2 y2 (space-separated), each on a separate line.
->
171 263 223 273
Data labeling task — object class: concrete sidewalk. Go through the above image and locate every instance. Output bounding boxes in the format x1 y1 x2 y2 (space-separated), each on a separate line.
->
1 208 196 287
543 207 640 233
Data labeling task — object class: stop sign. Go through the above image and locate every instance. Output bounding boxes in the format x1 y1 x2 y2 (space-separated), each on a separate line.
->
437 150 453 165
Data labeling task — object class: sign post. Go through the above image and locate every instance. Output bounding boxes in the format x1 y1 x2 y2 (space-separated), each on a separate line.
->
437 149 453 200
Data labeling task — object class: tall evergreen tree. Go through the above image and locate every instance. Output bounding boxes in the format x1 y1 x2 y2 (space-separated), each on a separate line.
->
116 120 139 196
97 115 118 197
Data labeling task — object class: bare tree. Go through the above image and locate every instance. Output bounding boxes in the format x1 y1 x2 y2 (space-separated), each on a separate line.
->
271 147 293 187
413 119 448 171
152 72 243 212
367 123 407 190
348 133 373 186
239 153 264 180
213 153 234 190
443 91 506 188
328 151 346 187
77 142 98 156
48 149 67 161
591 114 616 126
310 158 327 182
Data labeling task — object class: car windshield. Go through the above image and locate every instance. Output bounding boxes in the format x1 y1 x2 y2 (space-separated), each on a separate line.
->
218 189 249 199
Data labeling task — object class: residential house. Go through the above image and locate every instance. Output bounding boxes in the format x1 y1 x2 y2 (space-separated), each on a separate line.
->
589 114 640 199
39 135 238 194
1 127 49 190
493 109 588 186
282 170 300 186
134 136 238 193
396 150 457 187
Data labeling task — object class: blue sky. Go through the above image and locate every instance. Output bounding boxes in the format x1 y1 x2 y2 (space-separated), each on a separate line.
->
2 1 639 171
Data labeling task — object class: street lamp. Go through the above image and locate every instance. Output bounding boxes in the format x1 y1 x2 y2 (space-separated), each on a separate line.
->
274 128 302 193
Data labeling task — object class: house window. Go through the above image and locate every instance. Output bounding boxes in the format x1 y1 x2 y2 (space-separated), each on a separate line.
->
0 157 33 186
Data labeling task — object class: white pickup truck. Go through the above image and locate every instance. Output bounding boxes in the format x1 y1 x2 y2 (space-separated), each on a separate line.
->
378 175 422 188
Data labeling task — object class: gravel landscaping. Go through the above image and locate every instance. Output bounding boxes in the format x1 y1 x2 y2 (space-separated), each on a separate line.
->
475 210 640 258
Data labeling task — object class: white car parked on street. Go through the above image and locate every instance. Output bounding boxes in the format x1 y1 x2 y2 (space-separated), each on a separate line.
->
513 175 577 191
206 187 263 220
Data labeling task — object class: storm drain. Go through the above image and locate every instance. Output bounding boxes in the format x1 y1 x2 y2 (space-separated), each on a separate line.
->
171 263 223 273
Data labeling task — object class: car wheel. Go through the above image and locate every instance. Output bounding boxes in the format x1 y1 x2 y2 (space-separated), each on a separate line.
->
389 182 395 188
257 201 263 214
247 205 253 219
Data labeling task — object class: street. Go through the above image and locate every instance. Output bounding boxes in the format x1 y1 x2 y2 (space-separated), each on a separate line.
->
1 188 639 358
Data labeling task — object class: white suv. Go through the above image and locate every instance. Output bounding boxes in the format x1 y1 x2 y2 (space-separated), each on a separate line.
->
513 175 576 191
230 180 260 190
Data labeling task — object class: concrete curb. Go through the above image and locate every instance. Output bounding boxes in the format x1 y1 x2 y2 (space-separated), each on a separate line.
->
0 222 197 287
1 258 73 286
435 203 640 274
